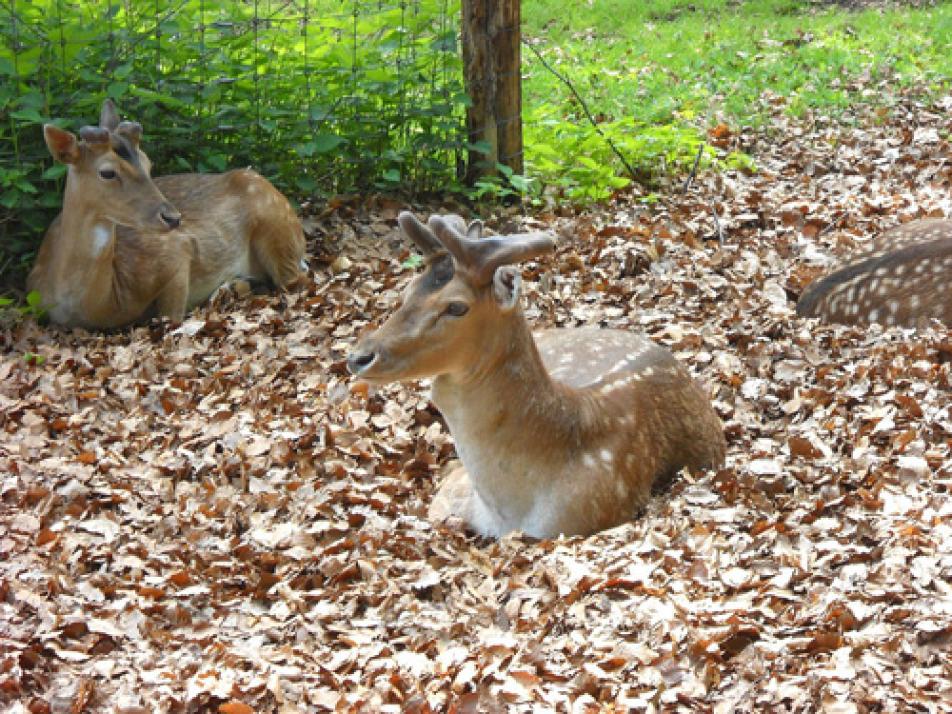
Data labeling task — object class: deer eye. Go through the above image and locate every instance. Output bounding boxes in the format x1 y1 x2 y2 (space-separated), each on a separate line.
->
443 302 469 317
99 168 118 180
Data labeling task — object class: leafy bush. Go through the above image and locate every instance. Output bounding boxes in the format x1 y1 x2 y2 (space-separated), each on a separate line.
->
523 105 753 203
0 0 465 287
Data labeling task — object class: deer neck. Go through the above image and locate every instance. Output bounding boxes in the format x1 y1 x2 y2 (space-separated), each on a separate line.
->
432 308 554 409
57 171 118 267
431 309 584 509
43 171 121 322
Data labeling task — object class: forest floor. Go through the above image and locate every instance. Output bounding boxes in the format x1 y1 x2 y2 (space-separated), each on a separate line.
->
1 90 951 713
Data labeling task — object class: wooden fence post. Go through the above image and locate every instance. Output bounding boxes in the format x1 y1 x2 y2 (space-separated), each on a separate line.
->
461 0 523 183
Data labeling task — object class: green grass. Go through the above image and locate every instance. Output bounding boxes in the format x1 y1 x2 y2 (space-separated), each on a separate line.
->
516 0 952 201
522 0 952 126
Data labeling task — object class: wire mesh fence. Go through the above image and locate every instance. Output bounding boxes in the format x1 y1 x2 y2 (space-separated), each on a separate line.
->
0 0 466 280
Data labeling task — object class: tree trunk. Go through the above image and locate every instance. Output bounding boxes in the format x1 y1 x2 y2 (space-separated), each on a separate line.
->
461 0 523 184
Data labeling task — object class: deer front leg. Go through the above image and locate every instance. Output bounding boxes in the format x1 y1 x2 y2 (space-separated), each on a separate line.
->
428 461 476 526
428 462 507 536
155 266 190 321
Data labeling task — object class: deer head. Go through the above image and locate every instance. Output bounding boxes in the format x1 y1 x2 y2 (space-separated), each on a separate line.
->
347 211 555 382
43 99 181 231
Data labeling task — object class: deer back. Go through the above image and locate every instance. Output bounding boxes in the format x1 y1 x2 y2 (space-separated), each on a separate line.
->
797 219 952 327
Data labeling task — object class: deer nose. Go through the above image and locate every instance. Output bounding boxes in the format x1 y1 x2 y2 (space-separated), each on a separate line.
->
347 350 377 375
159 205 182 229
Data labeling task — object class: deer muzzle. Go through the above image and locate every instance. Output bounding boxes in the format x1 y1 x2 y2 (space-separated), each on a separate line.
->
158 203 182 230
347 346 379 377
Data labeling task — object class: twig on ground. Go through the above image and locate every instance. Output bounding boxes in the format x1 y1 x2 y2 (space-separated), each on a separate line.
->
711 201 725 246
523 39 640 182
817 211 844 239
682 143 705 193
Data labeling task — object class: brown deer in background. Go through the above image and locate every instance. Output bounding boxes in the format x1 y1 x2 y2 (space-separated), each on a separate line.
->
28 100 306 329
348 212 726 538
797 219 952 327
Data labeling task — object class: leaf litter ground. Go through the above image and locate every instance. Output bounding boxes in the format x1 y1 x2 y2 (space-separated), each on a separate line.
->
1 92 951 713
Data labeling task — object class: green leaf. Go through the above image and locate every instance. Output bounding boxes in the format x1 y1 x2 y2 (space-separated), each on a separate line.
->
106 82 130 99
467 140 492 155
202 154 229 172
10 108 46 124
312 134 347 154
41 164 68 180
509 174 533 192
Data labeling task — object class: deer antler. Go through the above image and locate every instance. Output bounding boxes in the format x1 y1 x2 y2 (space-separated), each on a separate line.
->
117 121 143 147
398 211 444 256
428 214 555 285
78 126 110 145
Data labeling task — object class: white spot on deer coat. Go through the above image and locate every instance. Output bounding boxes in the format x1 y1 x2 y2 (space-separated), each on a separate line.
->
91 224 111 257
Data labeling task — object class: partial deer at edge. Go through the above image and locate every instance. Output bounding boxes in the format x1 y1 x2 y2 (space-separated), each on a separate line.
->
28 100 306 329
797 219 952 327
347 212 726 538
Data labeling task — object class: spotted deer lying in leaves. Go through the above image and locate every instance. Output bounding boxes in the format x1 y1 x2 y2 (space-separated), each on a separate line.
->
797 219 952 327
28 100 306 330
348 212 727 538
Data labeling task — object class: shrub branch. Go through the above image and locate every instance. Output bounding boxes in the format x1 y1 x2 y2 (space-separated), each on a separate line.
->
523 39 639 182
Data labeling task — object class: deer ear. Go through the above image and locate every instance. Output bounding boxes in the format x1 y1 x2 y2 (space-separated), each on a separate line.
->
43 124 81 164
492 266 522 311
100 99 120 131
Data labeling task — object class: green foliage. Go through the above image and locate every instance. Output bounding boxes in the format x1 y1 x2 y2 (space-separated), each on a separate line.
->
520 0 951 203
0 0 465 287
3 0 950 286
523 0 952 129
0 289 47 324
524 106 720 202
468 162 536 203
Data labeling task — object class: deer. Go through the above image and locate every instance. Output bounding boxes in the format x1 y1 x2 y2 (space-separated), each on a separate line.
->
797 219 952 327
27 99 307 330
347 211 727 539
